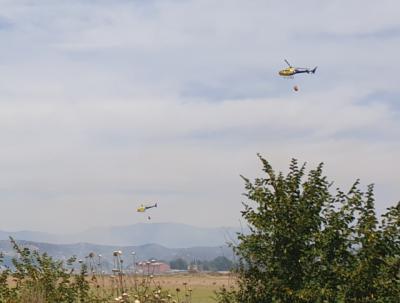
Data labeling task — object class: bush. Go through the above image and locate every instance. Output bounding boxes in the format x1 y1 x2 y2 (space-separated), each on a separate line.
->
0 237 101 303
217 155 400 303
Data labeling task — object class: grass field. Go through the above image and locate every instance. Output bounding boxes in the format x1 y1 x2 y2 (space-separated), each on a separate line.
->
152 273 236 303
100 272 236 303
6 272 236 302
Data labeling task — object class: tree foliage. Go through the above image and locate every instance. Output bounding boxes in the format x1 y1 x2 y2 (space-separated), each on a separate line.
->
208 256 233 271
218 155 400 303
193 256 234 272
169 258 188 270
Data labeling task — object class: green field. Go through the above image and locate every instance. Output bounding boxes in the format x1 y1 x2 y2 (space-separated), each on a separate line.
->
152 273 235 303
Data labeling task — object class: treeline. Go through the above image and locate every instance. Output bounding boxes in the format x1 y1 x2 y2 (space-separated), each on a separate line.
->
169 256 234 271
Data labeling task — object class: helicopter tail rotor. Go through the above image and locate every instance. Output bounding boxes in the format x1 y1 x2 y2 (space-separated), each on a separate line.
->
311 66 317 74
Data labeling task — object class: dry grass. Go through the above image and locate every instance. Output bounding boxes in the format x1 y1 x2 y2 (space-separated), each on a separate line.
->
6 272 236 303
153 272 234 287
98 272 236 303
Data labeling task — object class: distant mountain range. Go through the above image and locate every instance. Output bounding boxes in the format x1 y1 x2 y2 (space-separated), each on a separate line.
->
0 223 246 248
0 239 235 271
0 223 248 272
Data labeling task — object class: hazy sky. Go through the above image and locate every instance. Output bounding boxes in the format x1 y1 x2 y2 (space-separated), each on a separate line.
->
0 0 399 233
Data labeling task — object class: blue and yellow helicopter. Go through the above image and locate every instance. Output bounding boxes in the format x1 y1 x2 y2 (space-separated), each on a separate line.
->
137 203 157 220
279 59 317 77
137 203 157 213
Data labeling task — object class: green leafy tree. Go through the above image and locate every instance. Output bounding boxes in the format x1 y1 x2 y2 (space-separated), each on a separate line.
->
0 253 13 302
217 155 400 303
169 258 188 270
210 256 233 271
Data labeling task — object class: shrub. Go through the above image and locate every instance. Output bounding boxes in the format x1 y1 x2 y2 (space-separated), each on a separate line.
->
217 155 400 303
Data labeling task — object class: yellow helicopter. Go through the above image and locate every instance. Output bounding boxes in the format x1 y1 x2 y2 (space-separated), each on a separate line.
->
137 203 158 220
279 59 317 77
137 203 157 213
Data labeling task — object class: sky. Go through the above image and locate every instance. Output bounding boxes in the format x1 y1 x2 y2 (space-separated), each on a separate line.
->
0 0 399 233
